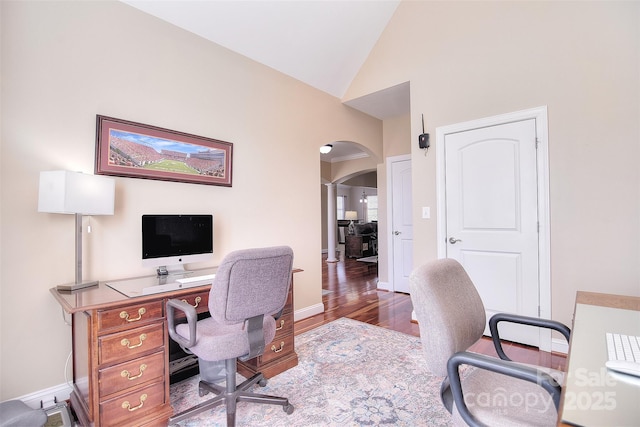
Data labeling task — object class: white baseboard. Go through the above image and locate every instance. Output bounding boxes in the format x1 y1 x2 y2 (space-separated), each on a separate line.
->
551 337 569 355
376 281 391 291
294 303 324 322
17 382 73 410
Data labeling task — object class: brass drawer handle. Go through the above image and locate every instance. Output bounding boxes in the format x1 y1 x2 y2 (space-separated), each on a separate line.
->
275 320 285 331
121 363 147 380
121 333 147 349
181 296 201 308
271 341 285 353
122 394 147 412
120 308 146 322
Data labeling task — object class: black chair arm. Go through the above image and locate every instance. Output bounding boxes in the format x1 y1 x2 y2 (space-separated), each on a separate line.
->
166 298 198 348
489 313 571 361
440 376 453 413
240 314 266 362
446 351 563 427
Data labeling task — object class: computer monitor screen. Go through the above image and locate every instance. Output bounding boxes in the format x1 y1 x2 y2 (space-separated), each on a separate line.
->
142 214 213 273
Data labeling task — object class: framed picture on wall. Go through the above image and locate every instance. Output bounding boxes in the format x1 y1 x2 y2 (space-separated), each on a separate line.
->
95 115 233 187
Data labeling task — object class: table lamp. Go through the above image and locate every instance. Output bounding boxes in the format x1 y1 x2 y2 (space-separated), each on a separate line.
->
38 171 115 292
345 211 358 235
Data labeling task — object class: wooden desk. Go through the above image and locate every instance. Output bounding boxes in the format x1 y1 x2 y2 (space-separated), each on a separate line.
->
559 291 640 426
51 269 300 427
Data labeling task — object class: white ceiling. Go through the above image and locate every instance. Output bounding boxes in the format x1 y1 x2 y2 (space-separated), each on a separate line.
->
123 0 400 99
122 0 409 160
319 141 370 163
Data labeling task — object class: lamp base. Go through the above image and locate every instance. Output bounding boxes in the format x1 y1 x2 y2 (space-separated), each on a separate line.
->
56 280 99 293
348 220 356 235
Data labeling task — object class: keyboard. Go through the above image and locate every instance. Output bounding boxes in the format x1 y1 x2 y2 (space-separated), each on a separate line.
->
176 274 216 287
605 332 640 378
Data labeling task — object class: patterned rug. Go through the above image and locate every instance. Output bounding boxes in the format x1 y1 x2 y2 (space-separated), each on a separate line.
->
170 317 452 426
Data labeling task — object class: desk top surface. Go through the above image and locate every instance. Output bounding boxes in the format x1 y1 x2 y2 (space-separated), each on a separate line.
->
51 267 302 314
50 270 215 314
560 291 640 427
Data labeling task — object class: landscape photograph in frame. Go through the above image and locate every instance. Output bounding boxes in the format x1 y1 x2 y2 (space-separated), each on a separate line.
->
95 115 233 187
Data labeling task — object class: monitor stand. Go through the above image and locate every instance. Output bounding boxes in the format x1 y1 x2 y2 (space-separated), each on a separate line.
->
106 267 215 298
157 265 195 279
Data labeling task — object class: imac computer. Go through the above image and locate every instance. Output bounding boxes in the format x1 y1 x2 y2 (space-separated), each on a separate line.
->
106 214 215 298
142 214 214 276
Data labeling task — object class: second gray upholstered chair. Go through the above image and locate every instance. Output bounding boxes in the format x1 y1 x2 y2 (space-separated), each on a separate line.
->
409 258 570 427
166 246 295 426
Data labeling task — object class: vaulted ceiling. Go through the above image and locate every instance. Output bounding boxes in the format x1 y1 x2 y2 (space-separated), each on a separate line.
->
122 0 410 161
123 0 400 99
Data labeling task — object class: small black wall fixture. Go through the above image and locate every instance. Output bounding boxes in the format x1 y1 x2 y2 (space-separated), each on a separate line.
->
419 114 430 150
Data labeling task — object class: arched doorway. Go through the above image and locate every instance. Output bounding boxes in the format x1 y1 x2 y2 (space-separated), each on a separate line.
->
320 141 378 262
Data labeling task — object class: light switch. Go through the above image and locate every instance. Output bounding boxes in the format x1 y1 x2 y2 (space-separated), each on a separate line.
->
422 206 431 219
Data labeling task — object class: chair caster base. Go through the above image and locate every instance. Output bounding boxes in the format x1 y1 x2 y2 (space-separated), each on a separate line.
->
283 403 294 415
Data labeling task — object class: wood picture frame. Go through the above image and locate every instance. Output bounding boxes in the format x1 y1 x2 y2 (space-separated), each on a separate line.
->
95 115 233 187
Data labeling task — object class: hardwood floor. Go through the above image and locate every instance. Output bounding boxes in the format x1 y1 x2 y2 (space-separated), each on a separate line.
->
294 250 566 371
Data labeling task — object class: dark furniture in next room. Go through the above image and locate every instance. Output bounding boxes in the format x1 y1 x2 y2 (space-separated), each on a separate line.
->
345 222 377 258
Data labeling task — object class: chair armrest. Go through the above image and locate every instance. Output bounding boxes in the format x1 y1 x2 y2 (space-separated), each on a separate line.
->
166 298 198 348
447 351 562 427
489 313 571 361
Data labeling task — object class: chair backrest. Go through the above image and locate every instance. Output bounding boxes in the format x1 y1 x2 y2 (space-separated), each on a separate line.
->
409 258 486 376
209 246 294 325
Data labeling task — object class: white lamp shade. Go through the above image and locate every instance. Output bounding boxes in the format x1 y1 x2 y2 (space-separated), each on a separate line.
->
345 211 358 221
38 171 115 215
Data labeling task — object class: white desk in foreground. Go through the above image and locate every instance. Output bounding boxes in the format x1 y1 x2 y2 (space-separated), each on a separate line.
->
559 291 640 426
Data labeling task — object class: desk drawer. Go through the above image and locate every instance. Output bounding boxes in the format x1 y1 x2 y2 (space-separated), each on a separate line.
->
273 315 293 341
99 322 164 366
99 351 165 397
98 301 163 331
99 380 165 427
176 291 209 315
260 332 294 365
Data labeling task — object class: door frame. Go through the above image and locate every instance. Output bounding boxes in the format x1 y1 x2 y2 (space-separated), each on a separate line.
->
384 154 412 293
435 106 556 352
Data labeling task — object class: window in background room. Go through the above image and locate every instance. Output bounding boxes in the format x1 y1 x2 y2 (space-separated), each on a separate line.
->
337 195 346 220
367 196 378 222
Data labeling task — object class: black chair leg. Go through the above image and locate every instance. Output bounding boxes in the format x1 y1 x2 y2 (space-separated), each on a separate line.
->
224 359 238 427
170 358 294 426
226 409 236 427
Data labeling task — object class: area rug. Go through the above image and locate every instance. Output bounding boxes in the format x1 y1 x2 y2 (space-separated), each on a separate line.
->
170 317 452 426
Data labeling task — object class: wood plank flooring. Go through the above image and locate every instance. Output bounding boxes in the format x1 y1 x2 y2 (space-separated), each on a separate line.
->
295 251 566 371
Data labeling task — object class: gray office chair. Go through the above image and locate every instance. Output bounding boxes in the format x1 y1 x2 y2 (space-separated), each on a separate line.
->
166 246 295 426
0 400 46 427
409 258 571 427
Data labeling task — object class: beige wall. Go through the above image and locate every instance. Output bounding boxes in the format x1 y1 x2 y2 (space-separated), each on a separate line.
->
0 1 381 399
346 1 640 327
383 114 411 160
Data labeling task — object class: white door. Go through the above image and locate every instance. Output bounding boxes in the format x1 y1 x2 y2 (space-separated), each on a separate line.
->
444 119 540 346
391 159 413 293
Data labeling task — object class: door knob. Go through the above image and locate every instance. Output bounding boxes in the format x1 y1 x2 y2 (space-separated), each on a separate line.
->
394 231 401 235
449 237 462 244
